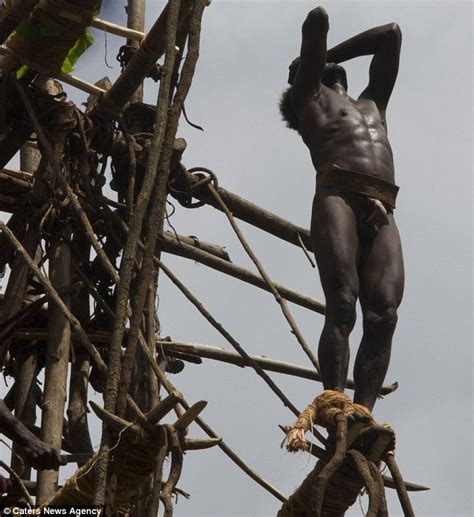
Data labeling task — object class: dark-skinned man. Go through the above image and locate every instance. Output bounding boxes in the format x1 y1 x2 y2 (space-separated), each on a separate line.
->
280 6 403 431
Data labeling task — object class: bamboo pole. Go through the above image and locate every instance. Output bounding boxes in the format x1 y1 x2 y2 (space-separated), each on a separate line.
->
8 331 397 395
0 160 315 260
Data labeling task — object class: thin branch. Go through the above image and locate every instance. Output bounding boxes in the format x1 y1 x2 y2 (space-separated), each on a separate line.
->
160 425 183 517
156 259 326 445
208 184 320 374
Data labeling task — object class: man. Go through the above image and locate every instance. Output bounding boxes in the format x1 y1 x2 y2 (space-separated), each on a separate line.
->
280 7 404 412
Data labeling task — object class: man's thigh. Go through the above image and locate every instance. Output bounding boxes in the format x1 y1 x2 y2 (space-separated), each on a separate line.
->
359 214 404 310
311 189 360 299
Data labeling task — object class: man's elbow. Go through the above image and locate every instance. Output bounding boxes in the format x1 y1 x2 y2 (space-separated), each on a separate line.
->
387 22 402 42
303 7 329 32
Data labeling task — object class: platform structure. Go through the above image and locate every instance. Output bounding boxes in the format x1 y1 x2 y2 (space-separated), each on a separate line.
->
0 1 426 515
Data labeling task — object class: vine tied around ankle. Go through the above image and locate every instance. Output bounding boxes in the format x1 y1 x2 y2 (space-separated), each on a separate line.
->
283 390 374 452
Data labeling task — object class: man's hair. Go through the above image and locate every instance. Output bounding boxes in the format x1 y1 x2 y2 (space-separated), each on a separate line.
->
279 87 299 132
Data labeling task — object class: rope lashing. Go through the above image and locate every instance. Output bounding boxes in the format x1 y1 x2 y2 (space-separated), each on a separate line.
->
168 165 219 209
43 424 168 507
284 390 374 452
6 0 101 75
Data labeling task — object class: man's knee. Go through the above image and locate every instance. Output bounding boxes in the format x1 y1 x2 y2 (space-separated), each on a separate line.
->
326 291 357 334
363 305 398 339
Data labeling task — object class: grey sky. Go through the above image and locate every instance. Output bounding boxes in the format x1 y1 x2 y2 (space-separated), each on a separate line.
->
1 1 473 516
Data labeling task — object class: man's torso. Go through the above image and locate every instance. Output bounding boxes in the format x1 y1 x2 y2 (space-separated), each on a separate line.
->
296 86 396 185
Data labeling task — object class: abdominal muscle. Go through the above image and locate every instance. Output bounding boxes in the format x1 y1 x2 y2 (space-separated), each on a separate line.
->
302 94 396 185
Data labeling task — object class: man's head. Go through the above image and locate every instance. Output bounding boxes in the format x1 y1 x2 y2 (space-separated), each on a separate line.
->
280 59 349 132
321 62 348 92
287 58 348 92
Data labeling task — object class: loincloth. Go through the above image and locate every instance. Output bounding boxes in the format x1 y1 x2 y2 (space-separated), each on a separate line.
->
316 168 399 209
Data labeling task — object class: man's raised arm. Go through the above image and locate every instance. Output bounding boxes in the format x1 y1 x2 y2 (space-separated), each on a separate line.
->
327 23 402 110
291 7 329 103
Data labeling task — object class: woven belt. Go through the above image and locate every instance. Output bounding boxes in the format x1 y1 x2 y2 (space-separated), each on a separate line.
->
316 168 399 209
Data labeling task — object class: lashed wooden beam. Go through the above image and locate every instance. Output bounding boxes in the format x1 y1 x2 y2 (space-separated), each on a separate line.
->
156 340 398 395
91 17 145 42
163 234 324 314
164 231 231 261
172 170 313 251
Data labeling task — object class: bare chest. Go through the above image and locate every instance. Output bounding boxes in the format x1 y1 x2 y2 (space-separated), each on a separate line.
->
302 93 388 145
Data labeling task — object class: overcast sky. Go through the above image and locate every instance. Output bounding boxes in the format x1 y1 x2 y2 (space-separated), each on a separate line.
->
2 1 473 516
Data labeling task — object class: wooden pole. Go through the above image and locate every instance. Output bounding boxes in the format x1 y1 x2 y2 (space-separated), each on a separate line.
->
66 236 93 458
126 0 146 103
99 0 194 111
155 340 397 395
92 17 145 42
9 142 41 483
36 223 72 503
93 0 182 506
173 170 313 251
36 123 71 503
162 234 324 314
115 0 206 419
